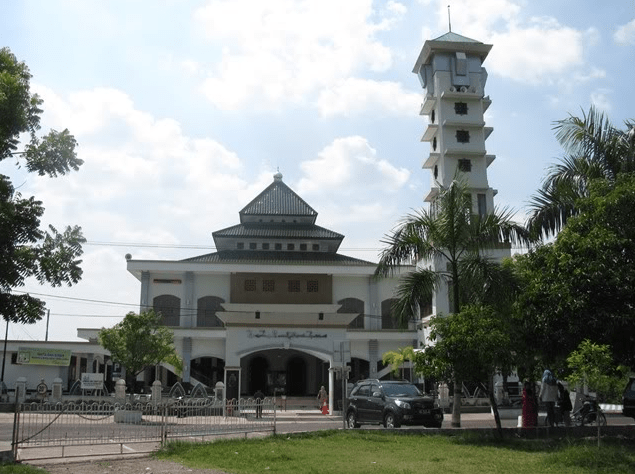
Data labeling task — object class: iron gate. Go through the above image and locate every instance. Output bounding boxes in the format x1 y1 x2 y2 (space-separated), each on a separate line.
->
12 398 276 461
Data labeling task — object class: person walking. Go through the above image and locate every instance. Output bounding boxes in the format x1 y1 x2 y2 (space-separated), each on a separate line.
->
557 381 572 426
521 380 538 428
539 369 559 427
317 385 328 413
254 389 265 418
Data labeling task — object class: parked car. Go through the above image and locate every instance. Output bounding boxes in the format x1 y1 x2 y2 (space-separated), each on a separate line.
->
346 379 443 429
622 376 635 420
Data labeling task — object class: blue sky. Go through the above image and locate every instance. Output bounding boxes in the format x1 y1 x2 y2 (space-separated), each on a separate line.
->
1 0 634 341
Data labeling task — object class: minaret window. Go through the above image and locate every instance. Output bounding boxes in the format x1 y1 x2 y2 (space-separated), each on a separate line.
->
244 280 256 291
262 243 270 250
287 243 295 250
434 165 438 179
458 159 472 172
275 243 282 250
307 280 319 292
312 244 320 251
432 136 437 151
249 243 257 250
456 130 470 143
478 193 487 217
454 102 468 115
263 280 275 292
300 244 307 251
288 280 301 292
430 109 435 124
237 242 244 249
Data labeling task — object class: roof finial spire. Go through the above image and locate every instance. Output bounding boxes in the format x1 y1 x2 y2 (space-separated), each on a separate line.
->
448 5 452 33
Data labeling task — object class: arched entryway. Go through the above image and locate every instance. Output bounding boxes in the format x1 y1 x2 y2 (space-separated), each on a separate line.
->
241 349 326 397
249 356 269 394
190 356 225 387
286 357 306 395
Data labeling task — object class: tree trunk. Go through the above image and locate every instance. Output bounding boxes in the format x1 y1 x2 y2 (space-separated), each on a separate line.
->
452 380 462 427
486 378 503 437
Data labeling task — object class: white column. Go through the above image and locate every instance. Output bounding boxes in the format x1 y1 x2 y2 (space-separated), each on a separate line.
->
328 366 335 414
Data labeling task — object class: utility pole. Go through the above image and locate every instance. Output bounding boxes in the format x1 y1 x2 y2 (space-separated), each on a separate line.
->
45 309 50 341
1 320 8 383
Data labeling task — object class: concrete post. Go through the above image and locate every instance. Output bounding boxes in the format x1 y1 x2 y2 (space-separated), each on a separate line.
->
152 380 162 405
114 378 126 402
15 377 27 403
328 366 335 415
215 381 225 401
52 378 63 401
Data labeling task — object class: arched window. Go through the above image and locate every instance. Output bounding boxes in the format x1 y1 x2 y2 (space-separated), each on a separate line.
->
153 295 180 327
381 299 399 329
338 298 364 329
197 296 225 328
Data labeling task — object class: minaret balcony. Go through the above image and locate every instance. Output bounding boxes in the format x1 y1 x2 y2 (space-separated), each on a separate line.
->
443 146 487 156
484 127 493 140
486 154 496 167
440 89 481 100
483 96 492 113
424 187 440 202
423 153 440 169
442 119 486 128
420 95 436 115
420 124 438 142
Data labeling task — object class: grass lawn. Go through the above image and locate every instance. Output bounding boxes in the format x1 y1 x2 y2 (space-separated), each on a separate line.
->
0 462 47 473
155 430 635 474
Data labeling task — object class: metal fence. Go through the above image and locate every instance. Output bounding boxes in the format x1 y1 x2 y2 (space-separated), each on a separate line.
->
12 397 276 461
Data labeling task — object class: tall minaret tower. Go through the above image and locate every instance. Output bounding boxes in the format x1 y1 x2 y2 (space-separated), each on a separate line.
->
412 32 510 319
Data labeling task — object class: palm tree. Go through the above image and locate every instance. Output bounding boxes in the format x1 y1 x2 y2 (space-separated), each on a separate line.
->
375 178 531 427
528 106 635 239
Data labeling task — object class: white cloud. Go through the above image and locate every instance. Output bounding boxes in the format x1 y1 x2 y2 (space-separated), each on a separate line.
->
590 89 612 112
614 19 635 45
297 136 410 196
194 0 401 111
316 78 420 117
488 19 584 85
24 86 247 246
428 0 590 86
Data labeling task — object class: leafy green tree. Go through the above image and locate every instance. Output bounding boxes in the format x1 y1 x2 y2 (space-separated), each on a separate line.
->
528 106 635 238
99 310 183 385
514 174 635 368
375 178 531 427
1 47 84 324
414 305 512 434
382 346 416 381
566 340 628 403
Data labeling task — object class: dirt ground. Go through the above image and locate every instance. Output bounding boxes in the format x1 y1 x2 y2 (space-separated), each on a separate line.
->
33 456 231 474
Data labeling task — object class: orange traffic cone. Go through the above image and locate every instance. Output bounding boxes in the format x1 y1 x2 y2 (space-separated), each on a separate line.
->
321 402 329 415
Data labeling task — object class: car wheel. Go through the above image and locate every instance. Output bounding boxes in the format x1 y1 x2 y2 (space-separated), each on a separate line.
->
347 411 359 429
384 412 400 429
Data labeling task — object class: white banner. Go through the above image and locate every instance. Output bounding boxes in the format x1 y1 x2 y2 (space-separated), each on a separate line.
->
80 373 104 390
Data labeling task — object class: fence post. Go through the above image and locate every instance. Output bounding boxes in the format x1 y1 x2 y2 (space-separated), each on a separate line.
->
11 401 20 461
161 403 167 447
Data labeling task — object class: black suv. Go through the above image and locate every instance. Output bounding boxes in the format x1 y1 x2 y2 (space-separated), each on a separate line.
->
346 379 443 429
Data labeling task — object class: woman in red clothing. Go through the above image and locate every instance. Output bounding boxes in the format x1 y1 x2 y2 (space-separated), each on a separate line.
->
522 380 538 428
